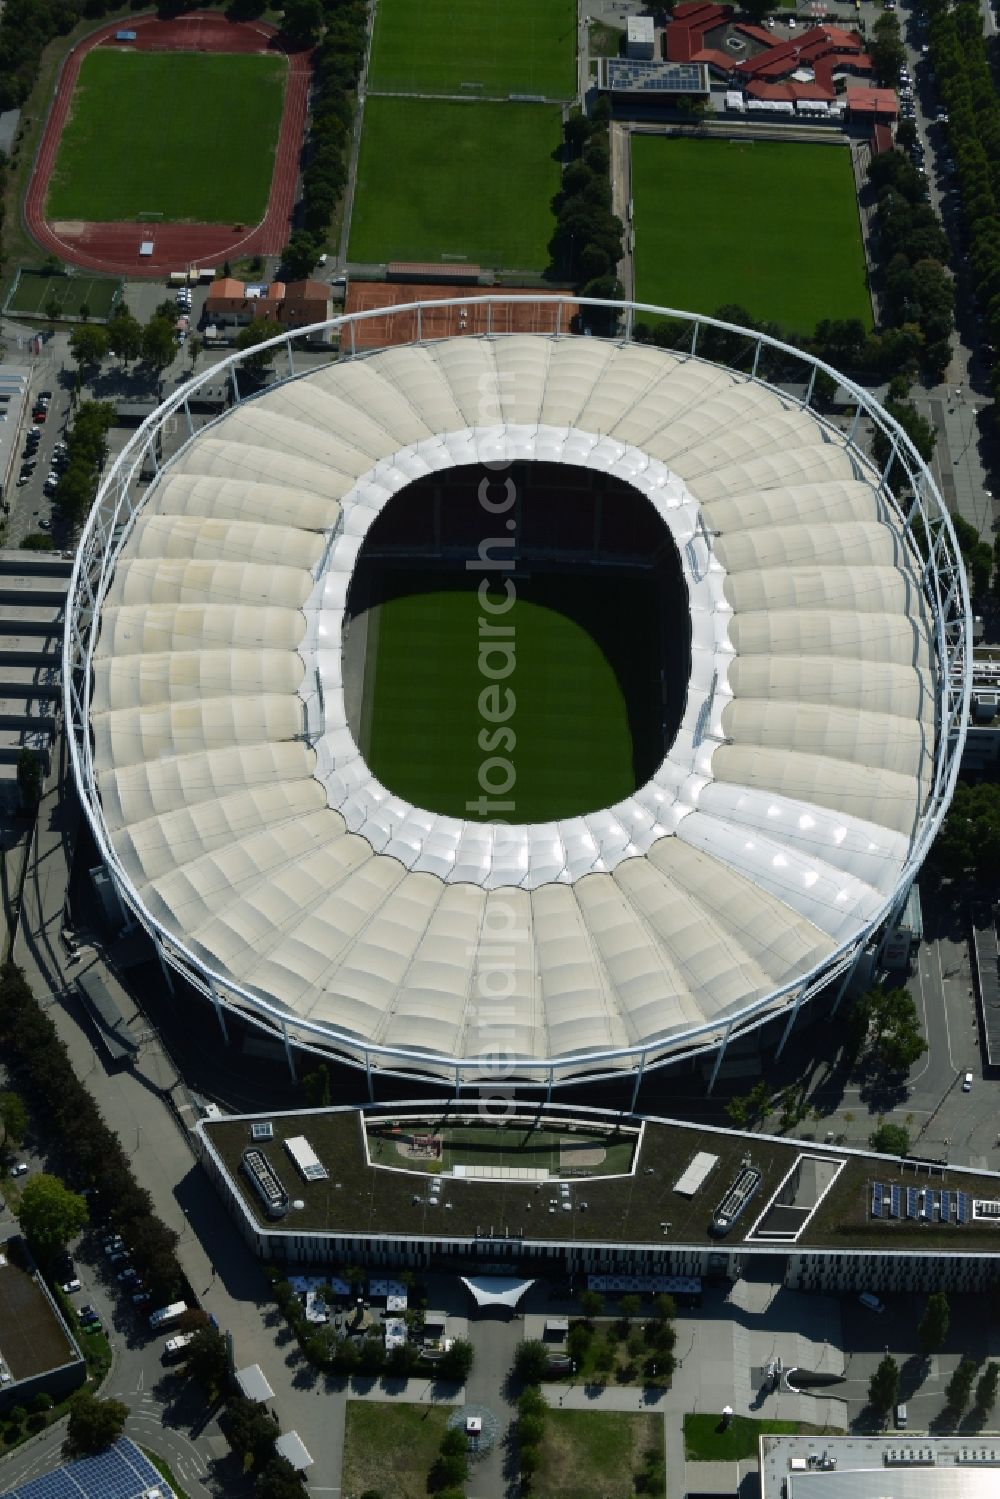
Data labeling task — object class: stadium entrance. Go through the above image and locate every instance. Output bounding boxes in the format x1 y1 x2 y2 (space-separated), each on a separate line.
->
344 461 691 823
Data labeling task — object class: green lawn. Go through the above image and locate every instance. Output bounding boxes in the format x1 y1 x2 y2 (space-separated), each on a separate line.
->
46 50 287 222
536 1410 664 1499
632 136 871 335
348 98 561 270
342 1401 453 1499
684 1414 835 1461
363 584 634 822
368 0 577 97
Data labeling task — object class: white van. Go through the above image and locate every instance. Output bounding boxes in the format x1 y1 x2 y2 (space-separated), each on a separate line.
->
149 1300 188 1331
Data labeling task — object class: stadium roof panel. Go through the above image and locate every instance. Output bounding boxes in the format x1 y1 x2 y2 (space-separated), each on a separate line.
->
74 318 965 1083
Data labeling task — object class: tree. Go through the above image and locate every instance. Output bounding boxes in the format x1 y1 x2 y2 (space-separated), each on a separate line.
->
256 1454 305 1499
513 1339 550 1384
436 1337 473 1382
976 1361 999 1413
619 1293 642 1331
69 323 108 371
946 1357 977 1413
187 334 202 369
237 318 283 374
17 1174 88 1251
918 1293 950 1355
63 1393 128 1456
869 1120 910 1156
224 1397 279 1466
0 1092 27 1157
580 1288 603 1322
429 1425 468 1490
869 1353 899 1415
16 749 42 808
849 986 927 1074
108 312 143 366
281 0 323 45
302 1066 331 1108
282 230 321 281
567 1321 591 1365
142 316 177 373
183 1326 229 1394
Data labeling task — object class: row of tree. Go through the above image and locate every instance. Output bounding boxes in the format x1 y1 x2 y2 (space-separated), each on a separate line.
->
281 0 367 280
0 963 188 1302
550 101 623 323
927 0 1000 433
870 1351 998 1421
50 398 113 528
868 147 954 382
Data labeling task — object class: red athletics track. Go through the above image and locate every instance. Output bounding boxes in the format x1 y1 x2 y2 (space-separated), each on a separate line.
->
24 12 311 277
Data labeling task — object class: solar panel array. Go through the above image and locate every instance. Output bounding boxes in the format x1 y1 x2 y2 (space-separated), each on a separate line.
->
606 58 706 93
870 1182 974 1227
3 1437 172 1499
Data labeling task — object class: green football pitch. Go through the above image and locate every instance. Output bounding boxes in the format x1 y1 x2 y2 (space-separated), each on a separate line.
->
368 0 577 97
4 270 121 319
362 586 635 824
46 50 286 223
348 99 562 270
631 136 872 334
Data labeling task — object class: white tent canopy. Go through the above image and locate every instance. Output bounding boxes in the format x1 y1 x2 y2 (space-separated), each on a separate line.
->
460 1276 535 1310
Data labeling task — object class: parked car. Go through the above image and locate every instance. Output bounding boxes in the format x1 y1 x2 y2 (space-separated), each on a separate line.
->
83 1321 103 1334
79 1304 98 1321
108 1251 128 1266
132 1290 151 1306
61 1278 81 1294
117 1267 139 1284
10 1163 28 1177
38 518 51 530
102 1234 123 1250
859 1291 885 1313
963 1070 973 1091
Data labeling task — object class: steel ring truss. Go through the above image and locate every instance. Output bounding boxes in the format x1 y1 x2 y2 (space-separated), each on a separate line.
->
62 299 972 1097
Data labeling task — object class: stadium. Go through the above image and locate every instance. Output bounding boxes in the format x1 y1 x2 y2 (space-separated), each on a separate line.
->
63 299 972 1097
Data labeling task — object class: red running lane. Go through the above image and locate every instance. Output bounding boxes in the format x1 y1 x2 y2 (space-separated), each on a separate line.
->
24 12 311 277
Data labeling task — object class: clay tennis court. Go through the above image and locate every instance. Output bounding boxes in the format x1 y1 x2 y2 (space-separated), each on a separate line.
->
344 281 579 349
25 11 310 276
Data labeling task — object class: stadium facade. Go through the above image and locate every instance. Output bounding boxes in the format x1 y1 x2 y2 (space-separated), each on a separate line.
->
64 300 972 1096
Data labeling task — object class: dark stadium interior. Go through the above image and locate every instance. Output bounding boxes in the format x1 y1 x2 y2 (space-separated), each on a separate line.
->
345 461 692 793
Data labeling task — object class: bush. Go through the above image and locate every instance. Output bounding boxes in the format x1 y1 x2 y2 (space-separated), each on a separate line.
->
30 1391 53 1413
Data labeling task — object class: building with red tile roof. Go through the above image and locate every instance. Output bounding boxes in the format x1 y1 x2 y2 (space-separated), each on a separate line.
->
846 86 898 118
665 1 732 62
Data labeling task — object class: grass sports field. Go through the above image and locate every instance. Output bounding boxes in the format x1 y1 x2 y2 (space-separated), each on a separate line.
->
4 270 121 319
368 0 576 97
631 136 871 333
348 99 561 270
362 585 634 823
46 50 286 223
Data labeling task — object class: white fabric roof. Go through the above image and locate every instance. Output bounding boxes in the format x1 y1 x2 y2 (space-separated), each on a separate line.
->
89 337 936 1072
460 1276 535 1309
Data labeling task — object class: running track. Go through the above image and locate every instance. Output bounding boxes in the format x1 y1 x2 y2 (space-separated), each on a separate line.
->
24 12 311 277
